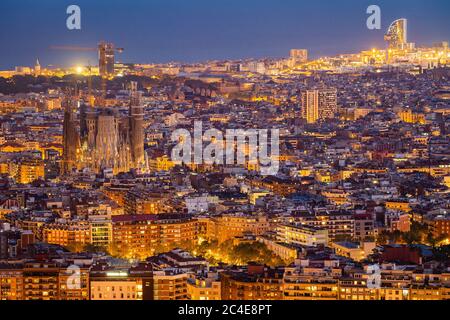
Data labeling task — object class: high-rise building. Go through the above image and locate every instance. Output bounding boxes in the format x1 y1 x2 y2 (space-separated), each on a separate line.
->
98 42 115 76
111 215 198 259
201 215 271 244
318 87 338 119
276 224 329 247
385 19 408 49
42 221 90 248
89 270 143 300
221 265 284 300
22 262 89 300
301 90 319 124
187 274 221 300
290 49 308 63
292 212 354 241
152 270 189 300
0 267 23 300
248 61 266 74
17 159 45 184
301 88 337 124
88 216 112 248
124 188 170 215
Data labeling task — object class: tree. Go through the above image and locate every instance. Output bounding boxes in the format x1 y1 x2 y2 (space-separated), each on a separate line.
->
432 245 450 261
231 243 262 265
391 230 403 243
427 233 448 248
178 240 196 253
66 242 85 253
377 231 390 245
83 244 106 253
107 241 130 258
402 231 420 245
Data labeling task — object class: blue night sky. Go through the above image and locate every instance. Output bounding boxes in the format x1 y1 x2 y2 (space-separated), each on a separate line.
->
0 0 449 69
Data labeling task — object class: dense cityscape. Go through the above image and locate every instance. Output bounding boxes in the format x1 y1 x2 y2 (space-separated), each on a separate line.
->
0 16 449 302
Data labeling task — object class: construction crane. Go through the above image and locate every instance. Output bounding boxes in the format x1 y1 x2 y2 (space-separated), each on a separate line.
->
50 44 124 54
86 62 95 107
51 42 124 105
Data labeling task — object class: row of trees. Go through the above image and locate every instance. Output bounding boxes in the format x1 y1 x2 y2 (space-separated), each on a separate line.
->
0 74 173 94
192 239 289 267
64 238 290 268
65 241 178 260
377 221 447 247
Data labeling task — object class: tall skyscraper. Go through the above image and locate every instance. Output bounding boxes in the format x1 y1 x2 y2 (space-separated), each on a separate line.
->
318 88 338 120
301 88 337 124
385 19 408 49
301 90 319 124
98 42 115 76
290 49 308 63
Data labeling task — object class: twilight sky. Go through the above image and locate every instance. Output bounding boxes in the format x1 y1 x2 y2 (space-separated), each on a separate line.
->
0 0 449 69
